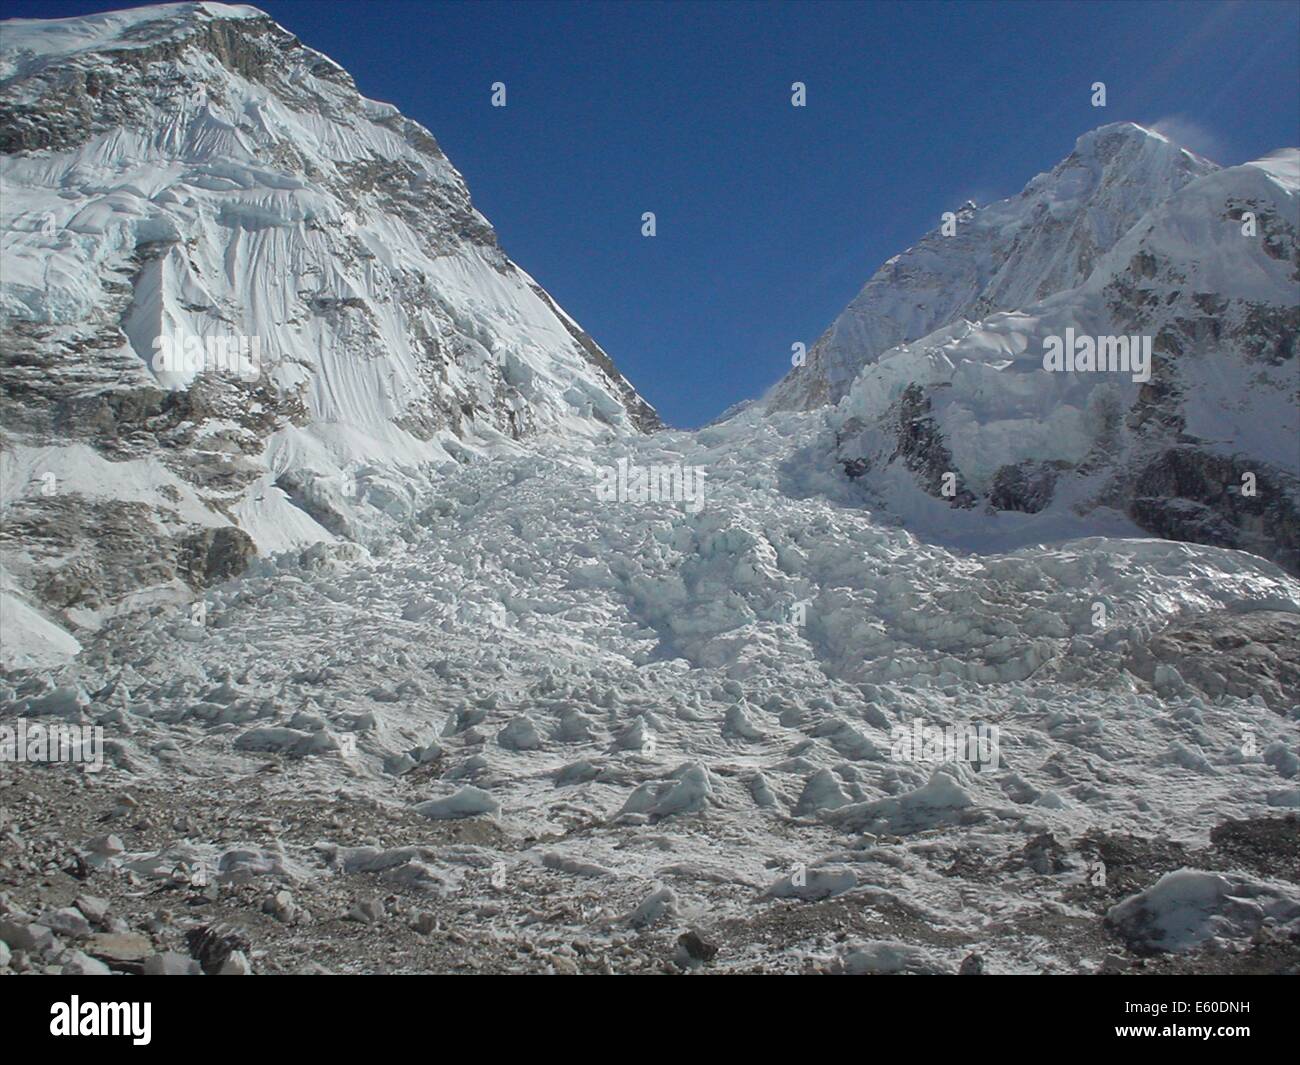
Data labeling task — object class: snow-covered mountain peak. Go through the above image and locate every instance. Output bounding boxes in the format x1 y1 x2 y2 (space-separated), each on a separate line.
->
767 121 1216 412
820 125 1298 573
1 1 658 664
1016 122 1216 230
1 0 658 439
0 2 266 67
1070 119 1207 160
1245 147 1300 189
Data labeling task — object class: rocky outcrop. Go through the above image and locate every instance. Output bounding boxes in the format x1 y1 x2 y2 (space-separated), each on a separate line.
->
1125 449 1300 573
835 384 977 507
177 526 256 588
988 460 1070 514
1125 608 1300 711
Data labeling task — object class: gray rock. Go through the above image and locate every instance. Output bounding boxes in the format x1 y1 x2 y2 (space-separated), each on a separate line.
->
86 833 125 856
677 929 718 963
74 894 111 925
0 919 55 953
86 931 153 971
185 923 251 975
1126 609 1300 711
61 950 112 975
144 951 203 975
346 898 386 923
989 461 1067 514
177 525 257 587
1127 448 1299 576
42 907 92 938
218 950 252 975
263 889 298 924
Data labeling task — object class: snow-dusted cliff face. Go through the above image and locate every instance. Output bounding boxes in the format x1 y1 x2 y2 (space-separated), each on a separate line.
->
0 2 658 662
780 125 1299 573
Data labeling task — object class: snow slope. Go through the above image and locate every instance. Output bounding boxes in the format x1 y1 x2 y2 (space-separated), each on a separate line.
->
1 1 658 660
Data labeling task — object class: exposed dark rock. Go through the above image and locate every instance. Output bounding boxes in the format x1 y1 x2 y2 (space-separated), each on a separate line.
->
1126 609 1300 711
177 526 256 588
989 461 1069 514
1019 832 1072 875
1126 448 1300 574
889 385 977 507
185 922 251 975
1071 829 1194 906
835 385 977 506
677 928 719 963
1210 815 1300 884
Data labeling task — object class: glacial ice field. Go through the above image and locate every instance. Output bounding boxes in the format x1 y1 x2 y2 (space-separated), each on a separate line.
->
5 408 1298 972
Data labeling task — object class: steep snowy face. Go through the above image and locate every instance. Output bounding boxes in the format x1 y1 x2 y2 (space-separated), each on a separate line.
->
830 147 1300 572
0 2 658 662
768 123 1216 411
0 3 658 442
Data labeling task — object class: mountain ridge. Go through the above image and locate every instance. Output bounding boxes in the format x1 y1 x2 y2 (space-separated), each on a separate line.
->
767 122 1219 412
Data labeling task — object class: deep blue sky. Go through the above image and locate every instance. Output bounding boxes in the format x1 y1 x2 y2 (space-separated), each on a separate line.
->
5 1 1300 426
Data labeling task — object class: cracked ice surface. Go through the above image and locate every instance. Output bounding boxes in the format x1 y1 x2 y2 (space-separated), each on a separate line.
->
6 411 1299 971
